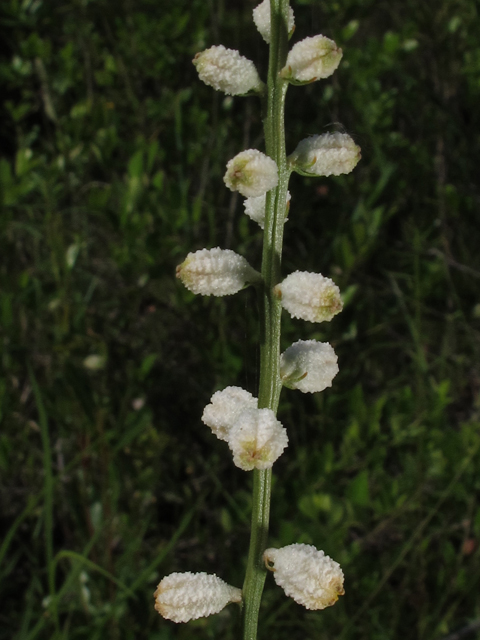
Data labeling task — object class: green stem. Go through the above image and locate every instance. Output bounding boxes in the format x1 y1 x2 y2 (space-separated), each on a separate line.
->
241 2 290 639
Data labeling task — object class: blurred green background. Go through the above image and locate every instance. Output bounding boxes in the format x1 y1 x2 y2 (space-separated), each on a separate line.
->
1 0 480 639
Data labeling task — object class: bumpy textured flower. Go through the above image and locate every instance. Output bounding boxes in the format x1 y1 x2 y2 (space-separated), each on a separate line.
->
289 132 361 177
280 340 338 393
280 35 342 84
154 572 242 623
224 150 278 198
264 544 344 610
176 248 261 296
193 46 263 96
228 408 288 471
274 271 343 323
202 386 258 441
243 191 291 229
253 0 295 44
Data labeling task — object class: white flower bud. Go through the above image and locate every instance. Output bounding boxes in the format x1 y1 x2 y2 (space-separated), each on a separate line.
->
154 572 242 623
280 35 342 84
253 0 295 44
224 149 278 198
228 408 288 471
243 191 291 229
176 248 261 296
280 340 338 393
202 386 258 441
264 544 344 610
193 45 263 96
274 271 343 323
289 132 361 177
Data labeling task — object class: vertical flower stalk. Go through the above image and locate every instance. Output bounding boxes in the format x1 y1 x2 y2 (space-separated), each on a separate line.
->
241 3 290 639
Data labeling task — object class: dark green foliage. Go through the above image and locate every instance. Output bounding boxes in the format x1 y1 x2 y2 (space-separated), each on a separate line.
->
1 0 479 639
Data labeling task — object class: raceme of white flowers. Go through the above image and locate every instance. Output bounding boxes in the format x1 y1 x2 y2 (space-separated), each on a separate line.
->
161 2 360 627
224 149 279 198
253 0 295 44
264 544 345 610
274 271 343 323
154 572 242 623
289 132 361 177
202 386 258 442
280 35 343 84
244 191 291 229
202 387 288 471
176 247 261 296
280 340 339 393
193 45 263 96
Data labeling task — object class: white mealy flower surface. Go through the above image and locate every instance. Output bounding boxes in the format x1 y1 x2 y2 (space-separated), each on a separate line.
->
289 132 361 177
224 149 278 198
280 339 339 393
274 271 343 323
243 191 291 229
154 572 242 623
281 35 342 83
263 544 344 610
253 0 295 44
176 247 260 296
193 45 262 96
202 386 258 441
228 407 288 471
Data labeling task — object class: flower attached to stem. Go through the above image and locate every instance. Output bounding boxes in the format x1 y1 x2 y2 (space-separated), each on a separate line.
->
224 149 279 198
280 35 343 84
227 407 288 471
289 132 361 177
274 271 343 323
154 572 242 623
253 0 295 44
202 386 258 441
193 45 264 96
176 248 261 296
264 544 344 610
280 340 339 393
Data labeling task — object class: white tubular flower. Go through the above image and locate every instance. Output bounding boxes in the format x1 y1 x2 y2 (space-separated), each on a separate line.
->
228 408 288 471
253 0 295 44
274 271 343 323
289 132 361 177
224 149 278 198
264 544 344 610
280 340 338 393
193 45 263 96
154 572 242 623
176 248 261 296
202 386 258 441
280 35 342 84
243 191 291 229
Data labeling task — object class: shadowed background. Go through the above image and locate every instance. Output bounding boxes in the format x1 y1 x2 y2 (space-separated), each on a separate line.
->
1 0 480 639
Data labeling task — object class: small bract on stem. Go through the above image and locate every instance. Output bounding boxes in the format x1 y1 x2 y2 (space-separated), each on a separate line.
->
155 2 361 639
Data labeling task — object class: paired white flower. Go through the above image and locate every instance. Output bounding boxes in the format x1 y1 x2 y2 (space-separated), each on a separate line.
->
280 340 338 393
274 271 343 323
280 35 342 84
176 248 261 296
244 191 291 229
202 387 288 470
289 132 361 177
154 572 242 623
253 0 295 44
264 544 344 610
202 386 258 441
224 149 278 198
228 408 288 471
193 45 263 96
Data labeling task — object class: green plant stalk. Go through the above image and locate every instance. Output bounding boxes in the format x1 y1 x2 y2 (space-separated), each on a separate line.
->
241 2 290 640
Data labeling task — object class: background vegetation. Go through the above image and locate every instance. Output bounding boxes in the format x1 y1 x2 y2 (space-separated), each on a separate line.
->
1 0 480 639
